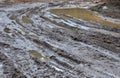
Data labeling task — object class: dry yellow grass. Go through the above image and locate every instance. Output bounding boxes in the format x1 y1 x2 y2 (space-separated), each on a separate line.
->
51 8 120 28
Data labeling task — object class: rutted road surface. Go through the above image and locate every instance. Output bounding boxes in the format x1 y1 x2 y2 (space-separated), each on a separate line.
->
0 3 120 78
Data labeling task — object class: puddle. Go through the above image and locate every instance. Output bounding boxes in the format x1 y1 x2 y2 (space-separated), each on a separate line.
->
28 50 50 61
50 8 120 28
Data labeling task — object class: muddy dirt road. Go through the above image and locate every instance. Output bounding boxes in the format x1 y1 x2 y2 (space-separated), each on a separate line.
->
0 2 120 78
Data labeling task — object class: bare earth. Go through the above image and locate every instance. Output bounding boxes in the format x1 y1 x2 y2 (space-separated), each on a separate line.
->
0 1 120 78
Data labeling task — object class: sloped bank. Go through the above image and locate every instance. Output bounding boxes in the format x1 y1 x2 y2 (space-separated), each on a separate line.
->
0 2 120 78
90 1 120 19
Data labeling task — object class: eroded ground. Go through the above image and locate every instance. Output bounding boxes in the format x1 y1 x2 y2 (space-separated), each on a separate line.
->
0 2 120 78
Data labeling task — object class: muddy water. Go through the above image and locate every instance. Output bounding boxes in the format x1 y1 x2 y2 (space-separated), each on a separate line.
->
50 8 120 28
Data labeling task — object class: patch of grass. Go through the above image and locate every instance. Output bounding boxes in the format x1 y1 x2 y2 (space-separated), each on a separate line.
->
9 15 17 20
28 50 43 59
4 27 10 33
28 50 50 61
22 16 32 24
51 8 120 28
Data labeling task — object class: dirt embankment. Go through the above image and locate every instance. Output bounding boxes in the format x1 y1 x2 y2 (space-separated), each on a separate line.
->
0 1 120 78
90 1 120 19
